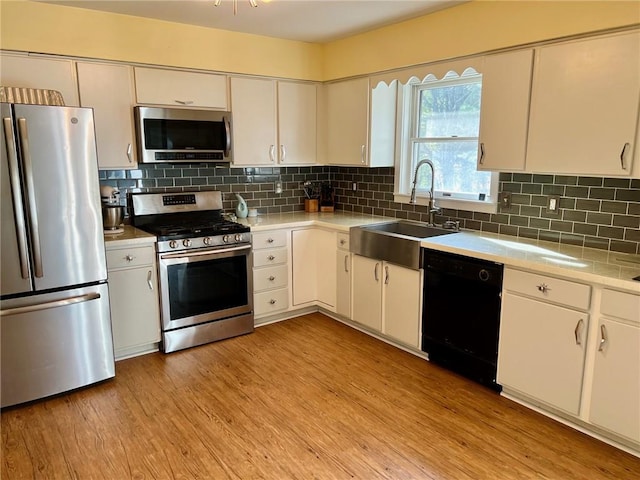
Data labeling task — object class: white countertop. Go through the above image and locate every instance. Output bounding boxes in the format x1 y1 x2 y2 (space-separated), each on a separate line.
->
103 225 157 247
241 212 640 293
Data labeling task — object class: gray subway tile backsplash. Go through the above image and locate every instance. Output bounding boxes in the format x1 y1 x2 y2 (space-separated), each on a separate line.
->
100 164 640 254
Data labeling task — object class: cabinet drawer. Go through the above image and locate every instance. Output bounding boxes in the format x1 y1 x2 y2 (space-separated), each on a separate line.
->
253 265 288 292
601 289 640 325
254 288 288 316
106 246 155 270
503 268 591 311
337 232 350 250
253 247 288 267
253 230 287 249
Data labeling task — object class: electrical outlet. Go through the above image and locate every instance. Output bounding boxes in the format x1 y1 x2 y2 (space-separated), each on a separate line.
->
352 182 357 191
499 191 511 209
546 195 561 215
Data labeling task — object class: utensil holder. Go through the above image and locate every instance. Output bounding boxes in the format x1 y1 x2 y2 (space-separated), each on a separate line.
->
304 199 319 213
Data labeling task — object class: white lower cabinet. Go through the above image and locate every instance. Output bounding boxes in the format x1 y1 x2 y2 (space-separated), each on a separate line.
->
335 233 351 319
252 230 290 319
291 228 336 308
589 289 640 444
106 243 161 360
498 293 588 415
352 254 422 348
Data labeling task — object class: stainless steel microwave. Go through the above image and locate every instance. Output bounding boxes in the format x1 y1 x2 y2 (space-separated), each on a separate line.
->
134 106 232 164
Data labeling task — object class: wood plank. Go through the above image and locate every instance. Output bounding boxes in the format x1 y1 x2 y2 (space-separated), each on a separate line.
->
2 313 639 479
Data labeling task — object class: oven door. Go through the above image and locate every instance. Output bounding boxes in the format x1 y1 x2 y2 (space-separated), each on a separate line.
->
158 244 252 331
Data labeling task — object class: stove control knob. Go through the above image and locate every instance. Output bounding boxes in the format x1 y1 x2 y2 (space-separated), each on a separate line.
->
203 237 212 246
183 239 192 247
223 235 230 243
235 234 242 242
169 240 178 249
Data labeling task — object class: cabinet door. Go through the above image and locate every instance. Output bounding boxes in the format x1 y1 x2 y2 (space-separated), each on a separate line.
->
326 78 369 166
278 81 317 165
77 62 136 169
0 54 79 106
231 77 277 166
352 255 382 331
589 319 640 443
291 229 336 307
478 49 533 171
316 229 337 308
134 67 228 109
383 263 421 348
527 31 640 176
108 267 161 358
497 293 588 415
336 251 351 318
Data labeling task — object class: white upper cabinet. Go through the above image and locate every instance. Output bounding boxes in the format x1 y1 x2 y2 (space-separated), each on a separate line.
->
526 31 640 176
277 81 317 165
134 67 228 109
230 77 277 165
477 49 533 172
325 77 396 167
0 53 79 106
231 77 318 166
77 62 137 169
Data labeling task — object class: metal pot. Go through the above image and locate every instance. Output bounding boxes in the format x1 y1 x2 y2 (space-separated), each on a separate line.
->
102 205 125 230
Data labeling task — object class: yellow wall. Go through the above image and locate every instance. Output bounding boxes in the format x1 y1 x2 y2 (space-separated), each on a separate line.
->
324 0 640 80
0 0 323 80
0 0 638 82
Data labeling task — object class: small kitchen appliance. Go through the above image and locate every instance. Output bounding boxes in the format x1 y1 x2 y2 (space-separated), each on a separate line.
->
130 190 253 353
100 186 125 233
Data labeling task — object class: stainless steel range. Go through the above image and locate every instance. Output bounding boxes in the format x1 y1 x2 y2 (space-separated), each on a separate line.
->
130 191 253 353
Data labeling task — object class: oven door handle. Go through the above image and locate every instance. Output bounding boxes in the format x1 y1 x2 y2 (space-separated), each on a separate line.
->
160 244 251 260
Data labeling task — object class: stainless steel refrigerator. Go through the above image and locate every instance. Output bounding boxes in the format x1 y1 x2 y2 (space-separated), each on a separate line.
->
1 103 115 408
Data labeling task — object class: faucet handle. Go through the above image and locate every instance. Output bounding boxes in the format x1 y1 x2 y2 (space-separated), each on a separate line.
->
443 220 460 231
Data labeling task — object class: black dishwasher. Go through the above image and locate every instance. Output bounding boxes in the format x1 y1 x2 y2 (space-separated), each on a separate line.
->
422 249 503 391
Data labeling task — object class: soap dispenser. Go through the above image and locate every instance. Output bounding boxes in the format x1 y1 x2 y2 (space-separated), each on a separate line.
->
235 194 248 219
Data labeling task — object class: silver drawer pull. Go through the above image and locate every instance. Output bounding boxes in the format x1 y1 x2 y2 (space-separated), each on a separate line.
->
147 270 153 290
267 238 274 243
268 276 275 281
536 283 551 294
125 254 135 262
574 318 584 345
598 324 608 352
340 239 346 246
269 299 277 305
267 255 275 261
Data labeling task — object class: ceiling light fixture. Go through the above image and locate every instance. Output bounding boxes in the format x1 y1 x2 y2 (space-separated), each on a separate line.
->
214 0 258 16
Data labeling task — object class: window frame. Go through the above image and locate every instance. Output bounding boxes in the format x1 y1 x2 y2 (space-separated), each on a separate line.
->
393 70 499 214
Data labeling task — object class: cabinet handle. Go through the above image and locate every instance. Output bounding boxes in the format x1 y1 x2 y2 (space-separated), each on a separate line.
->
267 255 275 261
384 265 389 284
174 100 194 105
344 254 349 273
147 270 153 290
536 283 551 294
598 324 608 352
360 144 366 164
268 276 275 281
269 145 275 163
374 262 379 281
269 299 277 305
620 142 630 170
267 238 274 244
479 142 485 165
340 239 346 246
127 143 133 163
280 145 286 163
125 254 135 262
574 318 584 345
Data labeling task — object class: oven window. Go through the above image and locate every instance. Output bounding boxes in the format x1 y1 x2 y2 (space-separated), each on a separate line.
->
166 254 248 320
144 119 226 150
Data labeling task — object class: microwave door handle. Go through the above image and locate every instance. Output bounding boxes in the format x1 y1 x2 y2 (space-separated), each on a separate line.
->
3 117 30 279
224 116 231 158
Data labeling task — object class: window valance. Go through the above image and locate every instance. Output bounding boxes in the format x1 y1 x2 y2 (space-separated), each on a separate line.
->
370 56 485 87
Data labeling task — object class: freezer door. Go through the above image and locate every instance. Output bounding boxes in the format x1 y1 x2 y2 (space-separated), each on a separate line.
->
1 104 33 296
0 283 115 407
13 104 107 291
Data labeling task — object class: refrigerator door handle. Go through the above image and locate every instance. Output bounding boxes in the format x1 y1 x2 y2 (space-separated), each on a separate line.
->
0 292 101 317
17 118 44 278
3 117 30 279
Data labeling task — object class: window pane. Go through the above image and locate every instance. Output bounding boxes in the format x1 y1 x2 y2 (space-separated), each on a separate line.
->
414 141 492 196
417 82 481 138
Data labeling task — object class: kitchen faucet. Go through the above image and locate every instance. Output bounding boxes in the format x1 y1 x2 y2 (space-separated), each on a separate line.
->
410 158 441 225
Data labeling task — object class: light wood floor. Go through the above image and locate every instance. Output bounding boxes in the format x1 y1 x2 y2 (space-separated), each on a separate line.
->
2 313 639 479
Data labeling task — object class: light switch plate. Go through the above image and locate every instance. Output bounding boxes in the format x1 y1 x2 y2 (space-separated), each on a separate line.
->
546 195 561 215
